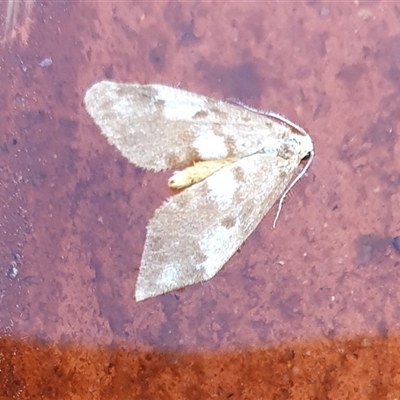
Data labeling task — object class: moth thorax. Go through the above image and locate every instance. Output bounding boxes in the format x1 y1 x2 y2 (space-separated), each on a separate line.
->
259 137 282 156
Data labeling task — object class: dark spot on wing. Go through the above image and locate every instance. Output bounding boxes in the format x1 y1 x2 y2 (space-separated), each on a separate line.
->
165 153 180 167
221 216 236 229
224 137 237 155
210 107 229 120
239 114 252 123
149 236 164 252
233 165 245 182
193 110 209 119
165 148 202 169
279 170 288 181
187 148 202 163
210 123 225 137
154 99 166 112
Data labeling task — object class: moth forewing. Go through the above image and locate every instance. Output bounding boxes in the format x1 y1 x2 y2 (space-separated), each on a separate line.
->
84 81 302 170
84 81 313 301
135 153 301 301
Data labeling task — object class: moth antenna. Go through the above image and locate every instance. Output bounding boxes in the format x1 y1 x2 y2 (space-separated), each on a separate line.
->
272 150 314 228
263 111 308 136
228 101 309 137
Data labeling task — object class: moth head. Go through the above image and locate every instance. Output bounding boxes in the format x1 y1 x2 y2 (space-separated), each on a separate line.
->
289 133 313 160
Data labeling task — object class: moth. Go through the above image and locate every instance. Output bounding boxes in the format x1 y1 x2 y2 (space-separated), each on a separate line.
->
84 81 314 301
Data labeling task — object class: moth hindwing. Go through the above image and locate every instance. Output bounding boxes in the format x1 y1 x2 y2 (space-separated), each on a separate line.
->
84 81 314 301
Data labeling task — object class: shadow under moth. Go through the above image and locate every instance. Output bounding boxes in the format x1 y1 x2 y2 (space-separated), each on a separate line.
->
84 81 314 301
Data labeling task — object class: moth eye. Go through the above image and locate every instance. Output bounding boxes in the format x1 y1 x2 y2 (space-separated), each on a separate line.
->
286 136 300 151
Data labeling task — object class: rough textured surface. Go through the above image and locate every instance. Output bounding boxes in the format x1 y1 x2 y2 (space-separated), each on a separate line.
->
1 0 400 398
2 335 400 399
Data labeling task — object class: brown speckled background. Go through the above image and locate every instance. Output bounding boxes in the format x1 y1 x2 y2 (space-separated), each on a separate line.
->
1 1 400 398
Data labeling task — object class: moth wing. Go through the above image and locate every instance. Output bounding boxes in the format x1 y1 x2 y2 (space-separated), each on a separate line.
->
84 81 292 171
135 153 299 301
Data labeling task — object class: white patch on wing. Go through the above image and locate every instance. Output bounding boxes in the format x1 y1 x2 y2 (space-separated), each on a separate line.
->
112 97 134 116
199 224 239 279
193 125 228 159
221 124 247 152
154 85 206 121
156 263 179 288
206 168 238 210
135 287 146 302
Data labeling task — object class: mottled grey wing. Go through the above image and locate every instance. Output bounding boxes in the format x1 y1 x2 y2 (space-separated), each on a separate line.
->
135 153 298 301
84 81 293 171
